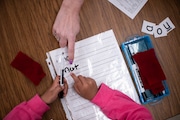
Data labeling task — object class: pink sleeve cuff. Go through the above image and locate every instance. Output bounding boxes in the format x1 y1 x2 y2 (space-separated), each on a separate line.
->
91 83 114 108
27 94 50 116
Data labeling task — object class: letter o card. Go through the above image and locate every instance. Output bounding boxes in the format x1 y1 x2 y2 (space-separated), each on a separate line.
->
141 20 156 35
154 24 167 38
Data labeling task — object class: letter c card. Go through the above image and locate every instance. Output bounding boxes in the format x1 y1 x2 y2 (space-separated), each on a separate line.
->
141 20 156 35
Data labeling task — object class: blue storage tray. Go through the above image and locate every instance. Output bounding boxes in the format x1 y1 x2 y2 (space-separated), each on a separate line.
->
121 35 170 104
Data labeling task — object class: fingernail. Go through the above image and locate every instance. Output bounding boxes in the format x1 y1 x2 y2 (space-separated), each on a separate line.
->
69 60 73 64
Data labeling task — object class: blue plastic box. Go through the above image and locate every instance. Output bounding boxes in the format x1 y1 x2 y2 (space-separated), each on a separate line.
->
121 35 169 104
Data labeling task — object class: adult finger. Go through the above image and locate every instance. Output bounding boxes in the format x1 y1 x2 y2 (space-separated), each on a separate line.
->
52 29 56 37
67 37 75 64
59 37 68 48
52 30 61 42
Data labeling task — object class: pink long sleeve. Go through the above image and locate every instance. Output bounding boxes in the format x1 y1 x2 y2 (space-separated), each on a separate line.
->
3 94 50 120
91 83 153 120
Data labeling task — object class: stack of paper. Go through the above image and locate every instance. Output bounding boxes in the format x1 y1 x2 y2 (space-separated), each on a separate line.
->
46 30 140 120
108 0 148 19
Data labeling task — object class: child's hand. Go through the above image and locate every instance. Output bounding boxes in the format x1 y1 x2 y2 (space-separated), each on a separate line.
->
71 73 98 100
41 76 68 104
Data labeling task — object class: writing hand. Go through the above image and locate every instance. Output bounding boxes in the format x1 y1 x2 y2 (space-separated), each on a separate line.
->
41 76 68 104
70 73 98 100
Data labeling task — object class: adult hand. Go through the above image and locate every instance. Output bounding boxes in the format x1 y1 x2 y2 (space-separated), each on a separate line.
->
41 76 68 104
52 0 84 64
70 73 98 100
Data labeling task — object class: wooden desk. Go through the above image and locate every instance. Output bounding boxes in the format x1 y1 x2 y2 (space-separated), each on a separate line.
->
0 0 179 119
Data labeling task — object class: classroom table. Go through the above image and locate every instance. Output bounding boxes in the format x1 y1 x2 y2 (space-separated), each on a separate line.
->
0 0 179 120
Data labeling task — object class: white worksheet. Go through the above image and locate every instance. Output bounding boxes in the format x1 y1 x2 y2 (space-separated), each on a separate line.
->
46 30 140 120
108 0 148 19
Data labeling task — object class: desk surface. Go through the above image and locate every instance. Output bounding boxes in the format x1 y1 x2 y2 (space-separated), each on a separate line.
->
0 0 179 119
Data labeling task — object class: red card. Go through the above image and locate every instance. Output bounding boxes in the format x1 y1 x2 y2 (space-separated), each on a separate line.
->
11 51 46 86
133 49 166 94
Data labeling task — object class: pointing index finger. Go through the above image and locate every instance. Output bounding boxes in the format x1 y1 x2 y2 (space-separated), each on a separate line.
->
70 73 79 83
67 37 75 64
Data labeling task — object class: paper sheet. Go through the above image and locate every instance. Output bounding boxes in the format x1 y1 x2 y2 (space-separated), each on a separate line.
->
46 30 140 120
108 0 148 19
